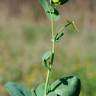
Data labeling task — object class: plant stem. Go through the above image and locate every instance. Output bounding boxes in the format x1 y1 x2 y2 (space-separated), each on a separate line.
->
44 69 50 96
44 19 54 96
44 1 55 96
51 18 55 54
50 0 55 54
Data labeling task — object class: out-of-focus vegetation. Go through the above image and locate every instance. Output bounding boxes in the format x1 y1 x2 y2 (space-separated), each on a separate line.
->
0 0 96 96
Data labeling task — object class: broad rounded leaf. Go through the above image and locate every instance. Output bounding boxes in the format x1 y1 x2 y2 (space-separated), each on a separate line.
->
35 76 81 96
50 76 81 96
4 82 32 96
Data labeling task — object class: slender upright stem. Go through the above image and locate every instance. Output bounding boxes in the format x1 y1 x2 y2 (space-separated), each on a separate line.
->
50 0 55 53
43 18 54 96
44 69 50 96
51 18 55 54
44 1 55 96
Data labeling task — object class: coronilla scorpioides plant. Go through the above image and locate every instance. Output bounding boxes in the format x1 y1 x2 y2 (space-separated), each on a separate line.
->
4 0 81 96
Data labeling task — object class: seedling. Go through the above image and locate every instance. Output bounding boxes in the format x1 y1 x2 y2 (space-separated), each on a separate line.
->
4 0 81 96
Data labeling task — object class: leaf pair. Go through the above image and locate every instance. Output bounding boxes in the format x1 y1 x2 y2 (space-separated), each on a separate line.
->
4 76 81 96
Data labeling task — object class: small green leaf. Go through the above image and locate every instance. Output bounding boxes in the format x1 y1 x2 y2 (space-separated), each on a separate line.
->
39 0 60 21
42 51 54 70
42 51 52 70
54 25 65 42
42 51 52 61
4 82 32 96
54 32 64 42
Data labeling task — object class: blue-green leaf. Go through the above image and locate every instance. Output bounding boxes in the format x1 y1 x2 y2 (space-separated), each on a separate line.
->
50 76 81 96
48 92 56 96
36 83 51 96
34 76 81 96
42 51 54 70
42 51 52 62
4 82 32 96
35 84 44 96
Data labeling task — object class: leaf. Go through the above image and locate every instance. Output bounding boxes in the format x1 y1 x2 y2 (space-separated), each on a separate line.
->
39 0 60 21
42 51 52 69
35 83 51 96
42 51 54 70
54 32 64 42
49 76 81 96
48 92 56 96
54 25 65 42
42 51 52 62
35 84 44 96
46 7 60 21
4 82 32 96
31 89 37 96
65 20 79 33
35 76 81 96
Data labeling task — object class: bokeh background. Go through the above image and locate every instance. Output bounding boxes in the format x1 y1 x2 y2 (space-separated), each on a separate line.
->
0 0 96 96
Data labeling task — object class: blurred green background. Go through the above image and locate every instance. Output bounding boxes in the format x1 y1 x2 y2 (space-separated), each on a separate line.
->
0 0 96 96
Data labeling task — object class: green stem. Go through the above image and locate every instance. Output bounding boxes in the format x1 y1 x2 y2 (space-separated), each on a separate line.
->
51 18 55 54
44 1 55 96
50 0 54 54
43 19 54 96
44 69 50 96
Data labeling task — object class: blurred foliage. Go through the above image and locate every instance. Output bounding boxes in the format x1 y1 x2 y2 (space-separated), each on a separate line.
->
0 21 96 96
